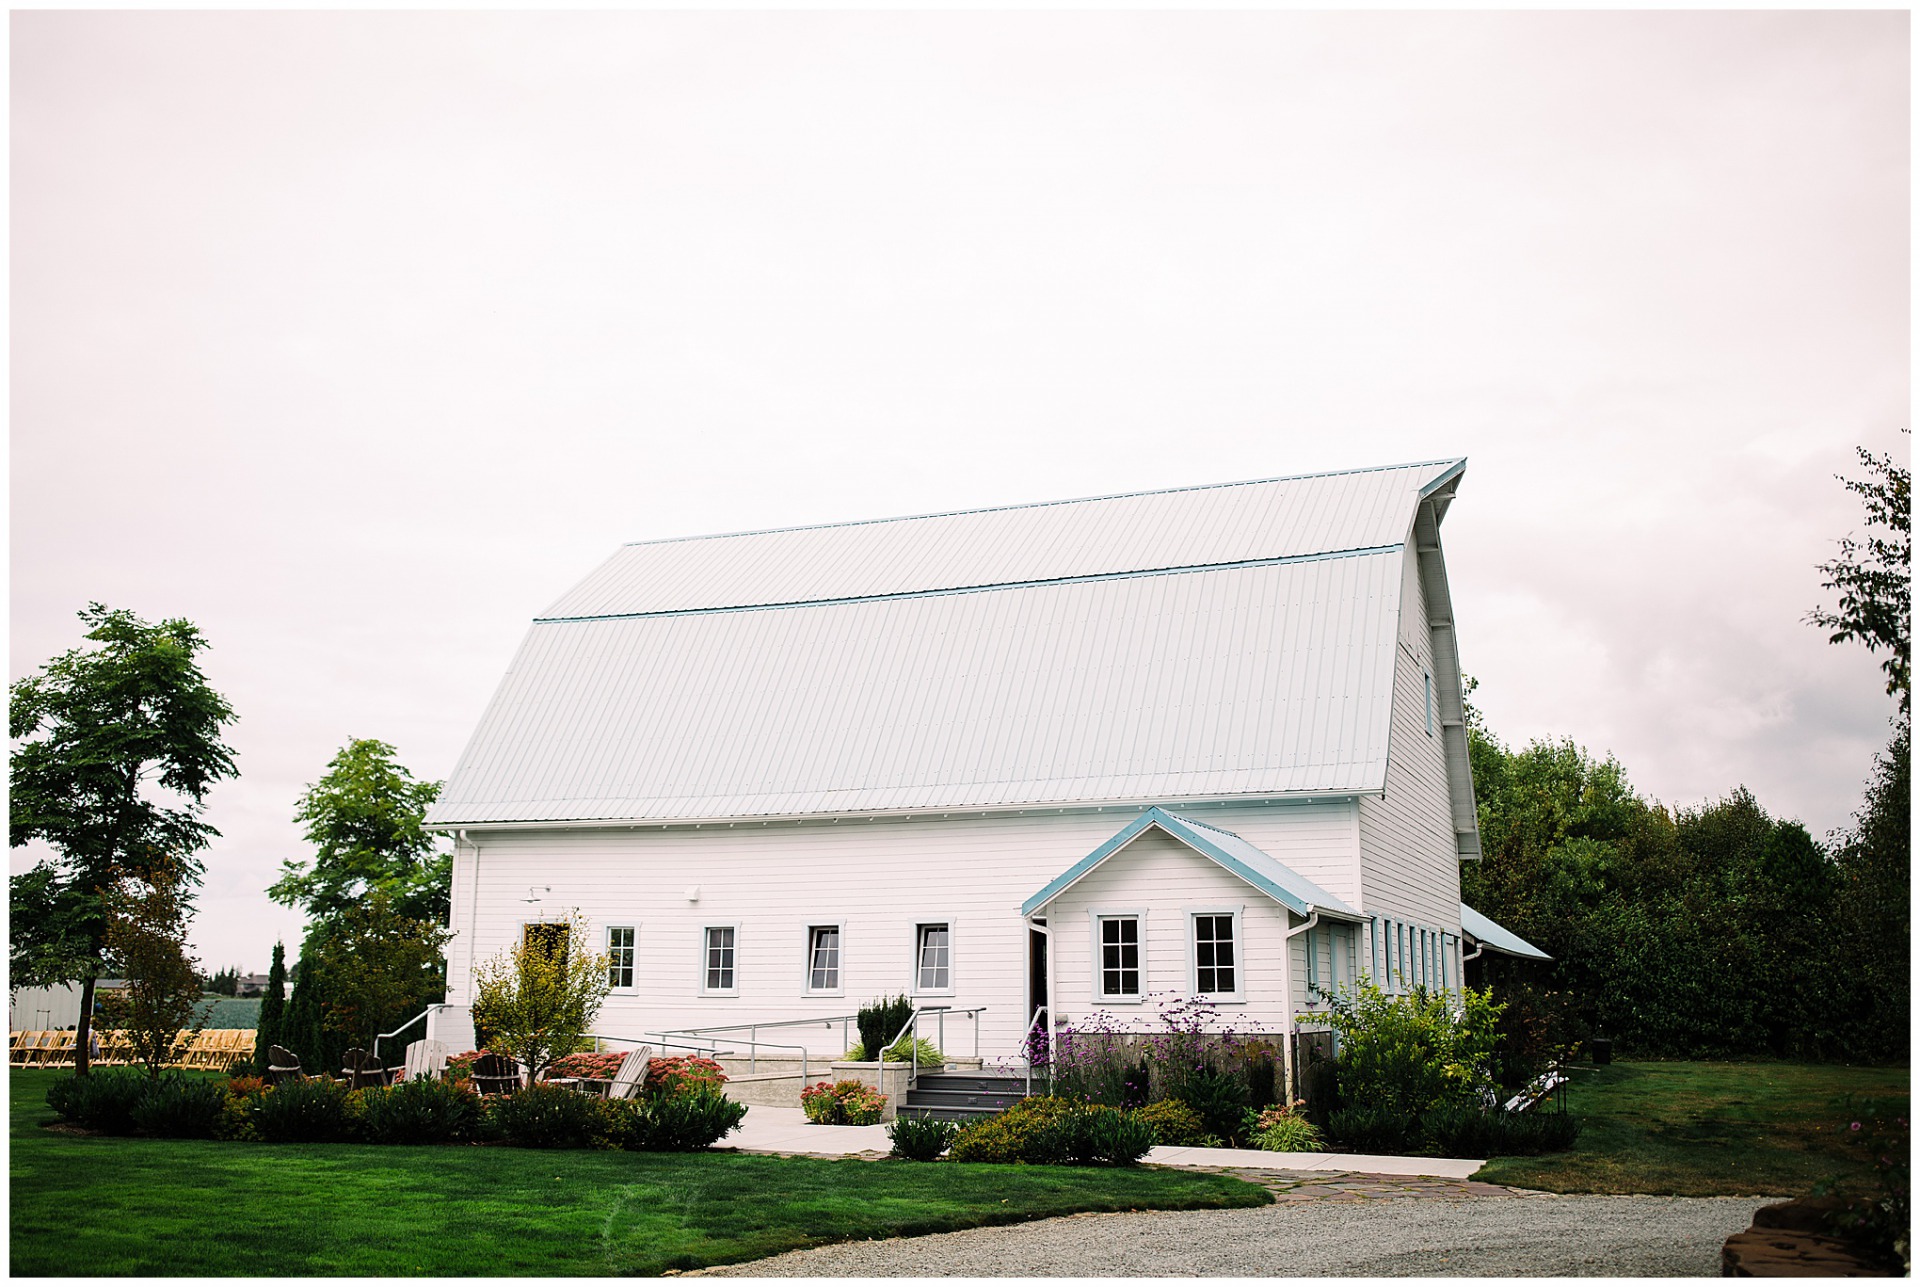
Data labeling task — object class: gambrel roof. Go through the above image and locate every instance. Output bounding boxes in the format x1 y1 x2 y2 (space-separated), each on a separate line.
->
428 459 1467 826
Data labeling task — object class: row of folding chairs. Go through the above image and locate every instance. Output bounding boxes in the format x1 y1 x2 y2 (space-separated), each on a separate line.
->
9 1028 258 1069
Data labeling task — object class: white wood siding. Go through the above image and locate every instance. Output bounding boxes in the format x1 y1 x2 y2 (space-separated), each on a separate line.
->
445 800 1359 1058
1356 539 1463 932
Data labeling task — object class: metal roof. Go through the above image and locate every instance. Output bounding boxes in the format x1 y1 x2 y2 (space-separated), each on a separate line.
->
1460 903 1552 960
1022 807 1363 919
428 459 1465 826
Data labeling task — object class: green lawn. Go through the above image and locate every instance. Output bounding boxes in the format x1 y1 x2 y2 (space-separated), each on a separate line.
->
1475 1060 1909 1197
8 1070 1268 1276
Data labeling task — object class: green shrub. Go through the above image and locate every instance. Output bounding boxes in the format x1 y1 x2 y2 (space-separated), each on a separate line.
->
45 1069 148 1134
1180 1067 1251 1144
1418 1103 1582 1157
888 1114 958 1161
856 995 914 1064
947 1096 1075 1164
1136 1098 1209 1146
216 1076 271 1141
640 1089 747 1151
360 1077 482 1145
839 1037 946 1065
1312 981 1504 1120
1074 1104 1157 1165
488 1081 607 1150
1325 1105 1419 1155
130 1076 227 1139
1248 1105 1326 1153
248 1076 353 1144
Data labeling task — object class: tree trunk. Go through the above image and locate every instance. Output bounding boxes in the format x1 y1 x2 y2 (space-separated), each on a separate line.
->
74 975 96 1076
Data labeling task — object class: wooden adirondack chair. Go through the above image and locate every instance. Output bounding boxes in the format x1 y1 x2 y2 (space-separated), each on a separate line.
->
267 1044 309 1085
469 1053 523 1097
602 1046 653 1101
399 1039 449 1083
339 1047 387 1089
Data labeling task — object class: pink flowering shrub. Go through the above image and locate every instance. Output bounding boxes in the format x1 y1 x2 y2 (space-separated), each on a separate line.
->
801 1079 887 1125
645 1055 728 1098
544 1051 628 1081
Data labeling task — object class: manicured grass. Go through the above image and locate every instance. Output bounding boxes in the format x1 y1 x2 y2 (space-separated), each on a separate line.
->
8 1070 1268 1276
1476 1060 1909 1197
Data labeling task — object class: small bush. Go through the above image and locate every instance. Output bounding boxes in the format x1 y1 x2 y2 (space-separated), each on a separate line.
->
489 1081 607 1150
947 1096 1076 1164
360 1077 482 1145
843 1037 947 1065
1136 1098 1209 1147
800 1079 887 1125
45 1069 148 1135
856 995 914 1065
1326 1105 1419 1155
888 1114 958 1161
1180 1067 1251 1144
130 1076 227 1139
248 1076 353 1144
639 1089 747 1151
1064 1104 1157 1165
1248 1104 1326 1153
545 1051 627 1081
645 1055 728 1098
1419 1104 1582 1157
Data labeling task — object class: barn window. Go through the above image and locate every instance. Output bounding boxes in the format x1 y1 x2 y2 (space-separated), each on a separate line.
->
1097 916 1141 998
605 926 635 990
703 926 737 993
1192 914 1237 996
523 922 568 968
916 924 951 992
806 925 841 992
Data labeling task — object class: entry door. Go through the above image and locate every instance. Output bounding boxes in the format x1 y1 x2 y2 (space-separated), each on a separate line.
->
1028 927 1048 1021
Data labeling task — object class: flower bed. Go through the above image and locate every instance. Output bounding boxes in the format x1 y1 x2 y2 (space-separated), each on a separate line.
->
800 1079 887 1125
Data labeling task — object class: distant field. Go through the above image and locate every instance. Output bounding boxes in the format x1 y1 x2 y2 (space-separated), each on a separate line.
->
1477 1060 1910 1197
192 997 261 1029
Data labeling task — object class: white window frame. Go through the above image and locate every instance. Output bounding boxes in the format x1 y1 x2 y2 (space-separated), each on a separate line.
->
604 923 637 994
1185 906 1244 1002
803 921 845 997
911 919 956 997
700 923 740 997
1089 909 1147 1003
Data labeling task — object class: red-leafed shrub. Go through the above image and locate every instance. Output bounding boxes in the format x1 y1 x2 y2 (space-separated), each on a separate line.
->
545 1051 627 1081
645 1055 728 1098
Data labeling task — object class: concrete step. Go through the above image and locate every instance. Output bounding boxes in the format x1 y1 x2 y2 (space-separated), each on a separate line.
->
911 1072 1031 1094
904 1088 1027 1112
894 1104 1007 1124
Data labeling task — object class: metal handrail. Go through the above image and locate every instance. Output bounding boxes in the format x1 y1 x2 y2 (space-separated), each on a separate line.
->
639 1029 814 1083
372 1004 446 1063
655 1011 866 1063
883 1005 988 1096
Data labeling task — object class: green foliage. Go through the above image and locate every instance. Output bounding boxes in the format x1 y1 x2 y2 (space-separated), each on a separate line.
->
1136 1098 1209 1146
947 1095 1076 1164
1420 1103 1581 1157
1043 1103 1157 1166
1177 1066 1251 1144
1821 1096 1909 1274
95 859 205 1078
311 891 450 1050
1249 1105 1326 1153
358 1077 481 1145
468 912 610 1081
269 738 451 926
1310 980 1503 1119
888 1114 958 1160
486 1081 607 1150
1324 1106 1419 1155
800 1079 887 1125
253 941 287 1072
247 1076 353 1144
1809 434 1910 713
631 1089 748 1151
9 604 238 1072
855 995 914 1066
128 1076 227 1139
1821 721 1910 1063
45 1068 148 1134
839 1036 944 1064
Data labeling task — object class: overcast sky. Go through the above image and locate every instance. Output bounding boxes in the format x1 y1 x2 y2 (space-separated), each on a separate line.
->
11 11 1908 972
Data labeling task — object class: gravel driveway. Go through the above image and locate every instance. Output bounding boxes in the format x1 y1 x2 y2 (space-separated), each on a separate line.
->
700 1192 1770 1277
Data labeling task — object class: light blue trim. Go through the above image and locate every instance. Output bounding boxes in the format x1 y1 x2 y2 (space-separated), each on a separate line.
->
1417 458 1468 499
536 545 1404 625
1019 806 1364 920
1460 902 1552 960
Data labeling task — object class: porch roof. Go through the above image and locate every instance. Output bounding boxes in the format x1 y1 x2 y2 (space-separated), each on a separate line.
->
1020 806 1363 921
1460 902 1551 960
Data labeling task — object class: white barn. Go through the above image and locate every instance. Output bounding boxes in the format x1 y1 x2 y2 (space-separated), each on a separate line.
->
423 458 1522 1075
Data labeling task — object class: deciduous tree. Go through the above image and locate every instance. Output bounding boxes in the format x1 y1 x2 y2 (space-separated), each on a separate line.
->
470 912 610 1081
9 604 237 1074
96 858 205 1078
1809 434 1910 713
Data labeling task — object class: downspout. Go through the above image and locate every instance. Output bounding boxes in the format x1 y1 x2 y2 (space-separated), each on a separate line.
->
1281 910 1321 1101
461 830 480 1008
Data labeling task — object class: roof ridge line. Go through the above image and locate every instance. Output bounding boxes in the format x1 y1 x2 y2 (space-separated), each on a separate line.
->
534 542 1405 624
615 458 1466 550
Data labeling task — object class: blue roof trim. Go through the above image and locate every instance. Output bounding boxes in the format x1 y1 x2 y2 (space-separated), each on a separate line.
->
1417 458 1467 499
1460 902 1551 960
1021 806 1363 919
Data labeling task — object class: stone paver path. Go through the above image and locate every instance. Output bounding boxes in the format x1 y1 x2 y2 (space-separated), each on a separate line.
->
1176 1165 1558 1202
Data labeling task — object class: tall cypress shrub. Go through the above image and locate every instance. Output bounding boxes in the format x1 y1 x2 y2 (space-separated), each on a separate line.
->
253 941 287 1069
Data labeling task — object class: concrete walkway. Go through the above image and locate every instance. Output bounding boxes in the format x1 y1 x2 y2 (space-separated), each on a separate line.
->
725 1105 1485 1178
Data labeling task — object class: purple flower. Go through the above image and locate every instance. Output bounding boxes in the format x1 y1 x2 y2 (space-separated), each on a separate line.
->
1850 1121 1862 1131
